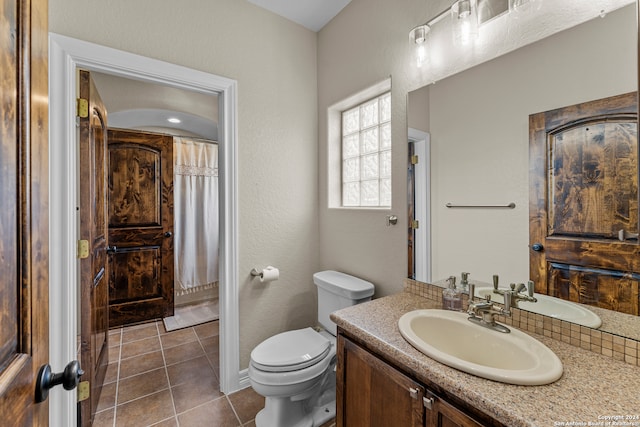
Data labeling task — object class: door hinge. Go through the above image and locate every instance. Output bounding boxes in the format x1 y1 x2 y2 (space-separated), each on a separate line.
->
409 387 419 399
423 396 434 409
77 240 89 259
77 381 90 402
76 98 88 118
411 220 419 229
411 155 419 165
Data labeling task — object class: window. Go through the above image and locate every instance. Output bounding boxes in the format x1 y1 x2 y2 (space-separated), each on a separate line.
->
341 92 391 207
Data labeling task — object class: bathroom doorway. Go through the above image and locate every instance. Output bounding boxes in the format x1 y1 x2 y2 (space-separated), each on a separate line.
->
90 72 222 330
49 34 240 427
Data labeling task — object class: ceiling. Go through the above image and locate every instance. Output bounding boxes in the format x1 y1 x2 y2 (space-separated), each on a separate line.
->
246 0 352 32
92 1 352 139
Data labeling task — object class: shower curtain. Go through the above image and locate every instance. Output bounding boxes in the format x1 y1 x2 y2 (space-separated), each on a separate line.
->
174 137 219 294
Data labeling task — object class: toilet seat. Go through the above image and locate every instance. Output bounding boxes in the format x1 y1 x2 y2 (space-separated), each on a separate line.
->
251 327 331 372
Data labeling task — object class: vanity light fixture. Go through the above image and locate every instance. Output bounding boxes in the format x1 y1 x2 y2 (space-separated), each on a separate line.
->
410 0 509 65
451 0 479 45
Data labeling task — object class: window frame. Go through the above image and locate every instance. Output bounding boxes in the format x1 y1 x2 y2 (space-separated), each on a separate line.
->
327 78 392 210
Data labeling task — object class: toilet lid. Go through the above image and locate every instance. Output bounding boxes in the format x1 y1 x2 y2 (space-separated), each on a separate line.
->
251 327 331 372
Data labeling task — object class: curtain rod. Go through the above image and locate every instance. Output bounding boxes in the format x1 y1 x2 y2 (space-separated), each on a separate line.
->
173 135 218 145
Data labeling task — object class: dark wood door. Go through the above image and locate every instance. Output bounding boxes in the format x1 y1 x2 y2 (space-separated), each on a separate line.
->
530 92 640 315
337 335 425 427
0 0 49 424
78 70 110 427
107 129 174 327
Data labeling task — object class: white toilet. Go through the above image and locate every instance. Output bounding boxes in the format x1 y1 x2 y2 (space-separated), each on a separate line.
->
249 270 375 427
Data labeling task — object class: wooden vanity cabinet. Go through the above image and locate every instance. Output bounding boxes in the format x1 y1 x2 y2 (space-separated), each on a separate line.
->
336 332 487 427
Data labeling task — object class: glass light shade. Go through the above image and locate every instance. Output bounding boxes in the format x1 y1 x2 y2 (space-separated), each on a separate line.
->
451 0 479 46
509 0 543 15
410 24 430 67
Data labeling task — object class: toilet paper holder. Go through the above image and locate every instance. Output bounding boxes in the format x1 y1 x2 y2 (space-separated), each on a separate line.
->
250 268 263 278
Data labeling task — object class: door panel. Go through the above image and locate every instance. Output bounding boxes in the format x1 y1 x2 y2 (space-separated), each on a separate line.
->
0 0 49 424
530 92 640 315
107 129 174 327
78 69 110 427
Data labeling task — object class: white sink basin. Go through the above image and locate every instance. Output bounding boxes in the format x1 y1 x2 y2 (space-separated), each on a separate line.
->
475 288 602 328
398 309 563 385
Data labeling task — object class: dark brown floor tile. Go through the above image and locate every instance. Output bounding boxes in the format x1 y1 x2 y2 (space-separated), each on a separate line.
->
92 408 115 427
199 335 219 355
194 321 219 339
122 323 159 343
115 389 175 427
117 367 169 404
163 340 205 366
166 355 215 387
149 417 178 427
177 397 240 427
119 350 164 379
160 328 198 348
120 335 161 360
171 372 223 414
104 361 119 384
209 356 220 379
243 421 256 427
96 381 117 412
227 387 265 425
109 329 122 347
108 344 121 362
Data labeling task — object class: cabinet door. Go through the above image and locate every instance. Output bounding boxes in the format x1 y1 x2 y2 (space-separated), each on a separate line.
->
337 335 425 427
426 391 485 427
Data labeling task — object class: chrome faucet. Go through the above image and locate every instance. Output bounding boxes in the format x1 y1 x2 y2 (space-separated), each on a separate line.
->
467 283 512 333
492 275 537 308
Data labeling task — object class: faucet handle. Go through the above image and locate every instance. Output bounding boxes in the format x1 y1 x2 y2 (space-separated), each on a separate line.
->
493 275 499 290
503 292 512 315
527 280 535 297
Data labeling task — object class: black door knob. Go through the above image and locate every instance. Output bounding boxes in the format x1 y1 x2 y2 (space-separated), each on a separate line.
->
164 231 173 238
35 360 84 403
531 243 544 252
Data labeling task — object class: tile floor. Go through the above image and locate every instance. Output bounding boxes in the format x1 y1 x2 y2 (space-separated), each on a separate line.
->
92 319 336 427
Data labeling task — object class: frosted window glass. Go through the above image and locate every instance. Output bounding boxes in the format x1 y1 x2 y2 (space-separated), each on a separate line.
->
380 123 391 149
362 153 379 180
343 157 360 182
343 134 359 158
380 178 391 206
380 93 391 122
343 182 360 206
362 128 379 154
380 150 391 178
340 91 391 207
361 99 379 128
343 108 359 135
361 180 379 206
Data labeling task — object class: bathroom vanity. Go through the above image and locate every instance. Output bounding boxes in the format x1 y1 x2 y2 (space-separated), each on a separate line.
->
337 333 487 426
332 291 640 427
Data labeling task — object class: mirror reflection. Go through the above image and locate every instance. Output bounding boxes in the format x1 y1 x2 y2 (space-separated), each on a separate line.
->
408 3 639 340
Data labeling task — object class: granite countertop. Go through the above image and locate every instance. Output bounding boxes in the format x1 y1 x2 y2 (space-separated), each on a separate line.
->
331 292 640 427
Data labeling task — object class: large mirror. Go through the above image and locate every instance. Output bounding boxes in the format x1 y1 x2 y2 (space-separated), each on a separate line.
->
408 1 639 340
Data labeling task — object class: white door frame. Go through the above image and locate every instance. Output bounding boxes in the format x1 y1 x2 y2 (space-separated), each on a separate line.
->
409 128 431 283
48 33 240 427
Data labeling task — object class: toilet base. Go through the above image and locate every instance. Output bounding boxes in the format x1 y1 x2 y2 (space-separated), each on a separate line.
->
254 397 336 427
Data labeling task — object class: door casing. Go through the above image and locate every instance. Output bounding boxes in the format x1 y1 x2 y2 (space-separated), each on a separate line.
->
49 33 240 427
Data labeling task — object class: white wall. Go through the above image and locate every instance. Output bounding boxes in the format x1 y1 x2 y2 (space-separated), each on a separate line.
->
317 0 636 295
428 5 636 285
50 0 319 369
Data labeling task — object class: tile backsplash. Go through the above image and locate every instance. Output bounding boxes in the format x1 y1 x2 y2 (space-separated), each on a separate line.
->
404 278 639 368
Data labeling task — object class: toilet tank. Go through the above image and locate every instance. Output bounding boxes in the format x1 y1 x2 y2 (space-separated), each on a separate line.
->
313 270 375 336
